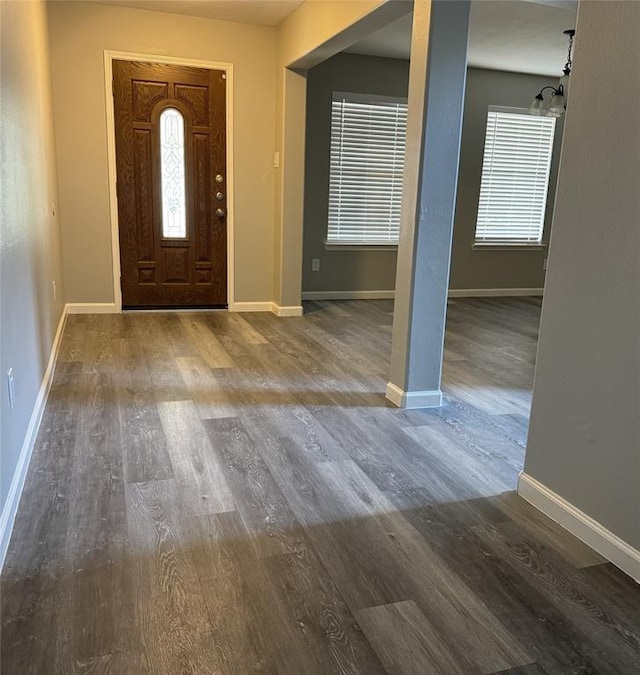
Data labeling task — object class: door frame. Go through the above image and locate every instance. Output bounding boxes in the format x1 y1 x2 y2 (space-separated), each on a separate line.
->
104 50 235 312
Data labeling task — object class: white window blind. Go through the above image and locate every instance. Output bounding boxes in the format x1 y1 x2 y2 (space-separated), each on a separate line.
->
328 93 407 245
475 107 556 245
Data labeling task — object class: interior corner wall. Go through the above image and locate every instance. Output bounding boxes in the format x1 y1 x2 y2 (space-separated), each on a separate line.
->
301 62 564 295
47 1 278 305
274 0 395 308
523 0 640 552
1 0 65 523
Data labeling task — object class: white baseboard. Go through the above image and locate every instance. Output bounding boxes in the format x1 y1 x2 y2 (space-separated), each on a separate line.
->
385 382 443 409
230 302 303 317
302 290 395 300
65 291 542 315
0 307 68 571
272 304 303 317
448 288 544 298
230 302 273 313
300 289 543 301
65 302 119 314
518 472 640 583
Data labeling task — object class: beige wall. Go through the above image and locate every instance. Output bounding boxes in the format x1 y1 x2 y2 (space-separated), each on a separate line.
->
48 0 408 308
47 1 278 304
1 0 64 547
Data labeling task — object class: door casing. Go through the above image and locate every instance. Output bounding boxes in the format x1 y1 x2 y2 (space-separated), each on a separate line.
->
104 50 234 312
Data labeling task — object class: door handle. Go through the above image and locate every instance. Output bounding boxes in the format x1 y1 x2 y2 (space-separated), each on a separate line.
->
216 208 225 218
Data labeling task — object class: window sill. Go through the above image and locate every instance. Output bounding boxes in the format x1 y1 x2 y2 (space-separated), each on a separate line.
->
324 242 398 252
472 243 547 252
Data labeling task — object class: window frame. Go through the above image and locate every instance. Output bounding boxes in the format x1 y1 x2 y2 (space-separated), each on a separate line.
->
473 106 556 249
326 91 408 248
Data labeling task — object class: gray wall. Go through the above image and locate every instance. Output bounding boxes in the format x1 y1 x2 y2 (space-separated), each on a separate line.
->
452 67 563 290
303 55 563 293
303 53 408 293
524 1 640 550
1 1 65 550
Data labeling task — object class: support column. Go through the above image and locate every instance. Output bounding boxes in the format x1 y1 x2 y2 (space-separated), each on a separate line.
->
386 0 470 409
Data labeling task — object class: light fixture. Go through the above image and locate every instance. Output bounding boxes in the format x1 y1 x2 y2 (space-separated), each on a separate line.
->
529 29 575 117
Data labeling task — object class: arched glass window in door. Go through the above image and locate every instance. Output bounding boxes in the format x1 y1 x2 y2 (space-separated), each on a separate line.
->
160 108 187 238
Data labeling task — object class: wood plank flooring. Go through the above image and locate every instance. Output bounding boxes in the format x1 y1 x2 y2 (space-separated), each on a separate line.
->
2 298 640 674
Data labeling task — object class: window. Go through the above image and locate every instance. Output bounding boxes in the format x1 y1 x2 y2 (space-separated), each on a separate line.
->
474 107 556 246
160 108 187 238
328 92 407 245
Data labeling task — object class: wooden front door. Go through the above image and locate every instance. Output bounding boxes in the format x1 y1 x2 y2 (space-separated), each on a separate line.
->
113 60 227 308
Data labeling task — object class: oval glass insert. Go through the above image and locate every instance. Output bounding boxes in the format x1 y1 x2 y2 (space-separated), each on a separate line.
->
160 108 187 238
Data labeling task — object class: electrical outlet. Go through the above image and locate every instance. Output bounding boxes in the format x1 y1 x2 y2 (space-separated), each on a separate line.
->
311 258 320 272
274 152 280 169
52 280 57 302
7 369 15 409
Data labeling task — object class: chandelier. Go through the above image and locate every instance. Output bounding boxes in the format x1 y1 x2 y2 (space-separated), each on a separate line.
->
529 29 575 118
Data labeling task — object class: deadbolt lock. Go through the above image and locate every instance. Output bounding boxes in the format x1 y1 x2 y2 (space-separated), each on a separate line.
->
215 192 224 200
215 174 224 183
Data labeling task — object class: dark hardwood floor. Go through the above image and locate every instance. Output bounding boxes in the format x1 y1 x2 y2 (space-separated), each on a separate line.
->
2 298 639 673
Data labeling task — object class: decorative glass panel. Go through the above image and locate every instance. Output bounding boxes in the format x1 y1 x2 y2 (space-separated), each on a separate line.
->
160 108 187 238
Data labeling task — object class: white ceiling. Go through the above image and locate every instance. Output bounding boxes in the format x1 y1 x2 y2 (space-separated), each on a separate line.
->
84 0 577 76
85 0 306 27
346 0 578 77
